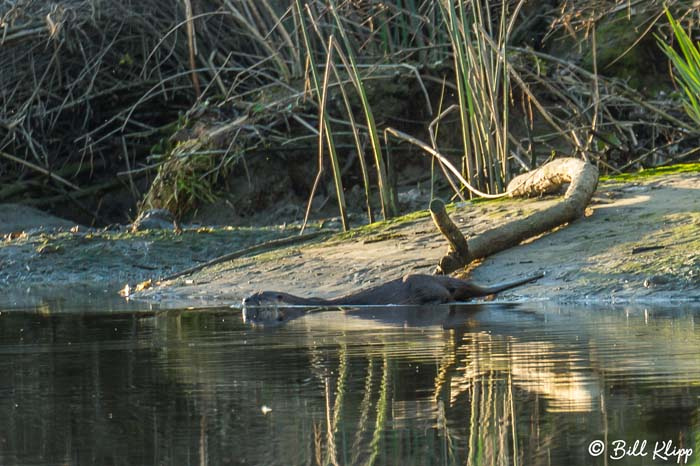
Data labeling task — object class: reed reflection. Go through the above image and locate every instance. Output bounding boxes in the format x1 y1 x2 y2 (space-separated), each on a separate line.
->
1 302 699 465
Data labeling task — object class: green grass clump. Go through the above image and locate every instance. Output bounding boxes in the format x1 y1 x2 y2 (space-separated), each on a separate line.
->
657 9 700 127
601 162 700 182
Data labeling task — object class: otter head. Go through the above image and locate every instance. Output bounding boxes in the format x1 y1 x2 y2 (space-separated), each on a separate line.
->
241 291 289 325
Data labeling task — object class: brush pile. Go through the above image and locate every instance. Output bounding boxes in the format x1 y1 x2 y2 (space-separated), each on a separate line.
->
1 0 699 226
0 0 309 221
1 1 194 214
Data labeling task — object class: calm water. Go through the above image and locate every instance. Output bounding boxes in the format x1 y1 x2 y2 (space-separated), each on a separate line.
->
1 298 700 465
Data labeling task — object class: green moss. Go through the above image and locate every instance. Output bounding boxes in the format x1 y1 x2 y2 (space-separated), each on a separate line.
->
0 224 309 287
36 243 63 254
588 212 700 280
469 196 509 205
325 194 546 245
230 246 301 268
601 163 700 182
327 209 431 243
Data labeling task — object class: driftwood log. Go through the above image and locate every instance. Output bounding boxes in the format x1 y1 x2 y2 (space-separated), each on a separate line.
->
432 157 599 274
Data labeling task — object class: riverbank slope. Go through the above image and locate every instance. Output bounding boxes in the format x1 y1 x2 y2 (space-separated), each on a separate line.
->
2 169 698 307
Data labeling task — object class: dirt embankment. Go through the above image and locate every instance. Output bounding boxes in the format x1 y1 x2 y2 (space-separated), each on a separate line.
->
2 170 699 307
140 170 700 306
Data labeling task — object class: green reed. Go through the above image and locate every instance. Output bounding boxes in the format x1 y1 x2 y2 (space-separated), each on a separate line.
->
329 1 398 219
440 0 525 195
295 0 348 232
328 50 376 223
658 9 700 128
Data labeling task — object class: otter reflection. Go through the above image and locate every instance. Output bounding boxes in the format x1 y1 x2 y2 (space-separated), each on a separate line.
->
240 300 543 330
242 272 543 325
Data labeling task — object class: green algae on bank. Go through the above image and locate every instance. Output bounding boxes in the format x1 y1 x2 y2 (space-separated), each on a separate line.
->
328 208 432 243
600 162 700 182
325 195 545 245
0 225 310 289
587 212 700 285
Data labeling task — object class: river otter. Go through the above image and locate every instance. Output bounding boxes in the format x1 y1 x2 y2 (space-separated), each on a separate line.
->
242 272 544 324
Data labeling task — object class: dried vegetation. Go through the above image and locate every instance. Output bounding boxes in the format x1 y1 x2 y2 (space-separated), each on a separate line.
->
1 0 699 227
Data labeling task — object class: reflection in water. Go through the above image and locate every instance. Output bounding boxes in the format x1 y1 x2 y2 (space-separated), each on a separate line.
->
0 301 699 465
445 336 599 413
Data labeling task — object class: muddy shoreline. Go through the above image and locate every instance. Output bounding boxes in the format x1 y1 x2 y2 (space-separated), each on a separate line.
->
2 171 699 309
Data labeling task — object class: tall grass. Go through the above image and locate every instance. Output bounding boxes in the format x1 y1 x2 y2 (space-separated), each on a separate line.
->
658 9 700 128
9 1 694 223
1 0 524 221
295 0 401 227
304 0 522 223
297 0 529 219
329 1 398 219
439 0 525 195
295 0 348 232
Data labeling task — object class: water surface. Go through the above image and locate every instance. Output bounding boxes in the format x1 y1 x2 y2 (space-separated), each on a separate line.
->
1 300 699 465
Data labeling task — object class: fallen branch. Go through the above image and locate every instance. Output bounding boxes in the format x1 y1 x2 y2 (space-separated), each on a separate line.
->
433 157 599 274
429 199 470 275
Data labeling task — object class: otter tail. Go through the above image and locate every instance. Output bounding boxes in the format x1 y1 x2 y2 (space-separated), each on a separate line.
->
479 272 544 295
452 271 544 300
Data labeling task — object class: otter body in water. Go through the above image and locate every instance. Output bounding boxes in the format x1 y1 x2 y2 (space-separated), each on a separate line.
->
242 272 543 323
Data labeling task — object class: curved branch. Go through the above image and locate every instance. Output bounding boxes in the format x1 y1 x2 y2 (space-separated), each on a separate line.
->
433 157 599 274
